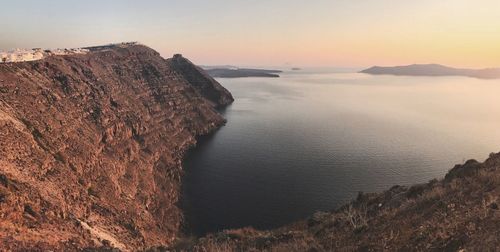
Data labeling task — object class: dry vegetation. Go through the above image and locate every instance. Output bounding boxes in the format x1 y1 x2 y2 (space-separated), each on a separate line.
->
158 152 500 251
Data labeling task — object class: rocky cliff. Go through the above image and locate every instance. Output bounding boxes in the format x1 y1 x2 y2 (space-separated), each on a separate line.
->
168 54 234 107
0 44 232 251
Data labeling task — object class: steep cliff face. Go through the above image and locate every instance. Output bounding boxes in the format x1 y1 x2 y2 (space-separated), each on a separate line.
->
0 44 232 251
168 55 234 108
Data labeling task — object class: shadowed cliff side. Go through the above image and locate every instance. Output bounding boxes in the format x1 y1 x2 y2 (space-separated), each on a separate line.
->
168 54 234 108
167 153 500 251
0 44 232 251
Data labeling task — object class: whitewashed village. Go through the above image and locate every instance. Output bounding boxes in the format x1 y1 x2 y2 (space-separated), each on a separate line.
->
0 43 140 63
0 48 89 63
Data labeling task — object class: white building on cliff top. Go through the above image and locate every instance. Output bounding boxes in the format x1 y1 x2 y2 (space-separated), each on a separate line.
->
0 48 44 63
0 47 89 63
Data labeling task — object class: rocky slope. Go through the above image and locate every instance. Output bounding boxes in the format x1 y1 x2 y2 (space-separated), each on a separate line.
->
170 153 500 251
168 55 234 107
0 44 232 251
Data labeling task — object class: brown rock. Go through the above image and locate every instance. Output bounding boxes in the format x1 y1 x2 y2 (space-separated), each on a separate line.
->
0 43 232 251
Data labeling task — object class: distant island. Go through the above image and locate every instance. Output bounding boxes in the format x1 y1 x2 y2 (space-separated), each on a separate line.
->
203 67 282 78
360 64 500 79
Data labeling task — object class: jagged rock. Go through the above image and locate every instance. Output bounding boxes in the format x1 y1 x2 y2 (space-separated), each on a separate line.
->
168 55 234 107
445 159 483 181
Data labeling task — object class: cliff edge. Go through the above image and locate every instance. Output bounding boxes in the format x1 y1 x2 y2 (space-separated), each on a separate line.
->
0 44 232 251
168 54 234 108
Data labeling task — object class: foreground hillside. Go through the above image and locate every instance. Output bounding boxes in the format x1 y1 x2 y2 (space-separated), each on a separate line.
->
168 153 500 251
0 44 232 251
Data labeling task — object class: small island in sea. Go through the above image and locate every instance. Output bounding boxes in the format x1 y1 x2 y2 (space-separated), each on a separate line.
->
361 64 500 79
203 67 282 78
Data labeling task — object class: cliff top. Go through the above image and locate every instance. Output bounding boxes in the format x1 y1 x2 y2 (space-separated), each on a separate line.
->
0 42 142 63
82 42 141 52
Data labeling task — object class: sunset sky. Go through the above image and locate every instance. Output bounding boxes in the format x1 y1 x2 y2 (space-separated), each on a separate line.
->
1 0 500 68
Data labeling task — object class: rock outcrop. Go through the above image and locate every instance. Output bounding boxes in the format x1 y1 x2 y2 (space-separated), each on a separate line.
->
168 54 234 108
0 44 232 251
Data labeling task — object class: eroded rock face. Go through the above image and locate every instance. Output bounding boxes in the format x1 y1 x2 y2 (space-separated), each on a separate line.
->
0 44 232 251
168 54 234 108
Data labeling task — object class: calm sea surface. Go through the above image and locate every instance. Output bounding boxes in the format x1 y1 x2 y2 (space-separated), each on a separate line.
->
182 70 500 235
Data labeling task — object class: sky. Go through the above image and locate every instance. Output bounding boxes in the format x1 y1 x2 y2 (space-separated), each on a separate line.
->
1 0 500 68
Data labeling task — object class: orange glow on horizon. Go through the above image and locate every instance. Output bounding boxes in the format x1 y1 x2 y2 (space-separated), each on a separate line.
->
3 0 500 68
151 0 500 68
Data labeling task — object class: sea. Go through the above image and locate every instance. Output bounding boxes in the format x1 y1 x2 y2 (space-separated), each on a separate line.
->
182 69 500 234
